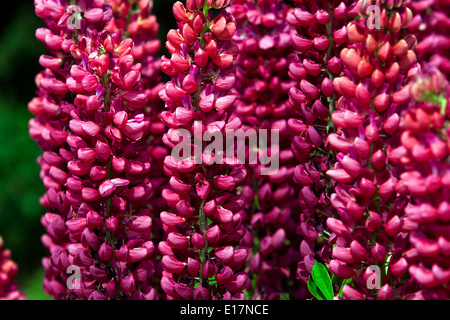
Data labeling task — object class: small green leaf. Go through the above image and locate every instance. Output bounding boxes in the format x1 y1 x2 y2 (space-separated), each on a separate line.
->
385 254 392 274
279 293 290 300
311 263 334 300
307 277 326 300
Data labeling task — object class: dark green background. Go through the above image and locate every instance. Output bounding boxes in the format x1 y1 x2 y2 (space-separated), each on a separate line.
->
0 0 177 300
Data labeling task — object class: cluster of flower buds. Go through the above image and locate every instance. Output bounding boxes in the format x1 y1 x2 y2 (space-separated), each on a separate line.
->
285 0 359 289
106 0 169 292
325 0 422 299
229 0 304 300
105 0 164 109
29 0 161 299
395 68 450 299
158 0 251 300
406 0 450 79
0 237 24 300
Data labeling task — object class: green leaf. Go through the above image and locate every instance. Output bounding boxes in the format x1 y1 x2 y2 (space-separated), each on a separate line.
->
385 254 392 274
279 293 290 300
338 278 353 298
307 277 326 300
311 263 334 300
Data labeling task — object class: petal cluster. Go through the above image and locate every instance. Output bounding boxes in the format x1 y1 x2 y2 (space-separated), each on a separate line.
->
406 0 450 79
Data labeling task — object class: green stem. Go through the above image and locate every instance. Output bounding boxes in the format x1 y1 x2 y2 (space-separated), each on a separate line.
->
197 5 212 289
101 71 120 298
198 200 209 287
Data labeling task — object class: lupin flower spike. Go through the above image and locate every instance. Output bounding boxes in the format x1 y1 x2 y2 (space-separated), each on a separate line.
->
0 237 24 300
286 0 360 291
229 0 304 300
397 67 450 299
325 0 421 299
159 0 250 300
29 0 162 299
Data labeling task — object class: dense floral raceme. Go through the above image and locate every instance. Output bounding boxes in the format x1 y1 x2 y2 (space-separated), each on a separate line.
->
395 68 450 299
23 0 450 301
285 0 360 292
406 0 450 79
0 237 24 300
29 0 163 299
158 0 252 300
229 0 305 300
105 0 169 294
326 0 422 299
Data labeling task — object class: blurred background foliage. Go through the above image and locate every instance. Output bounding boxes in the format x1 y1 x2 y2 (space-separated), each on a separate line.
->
0 0 177 300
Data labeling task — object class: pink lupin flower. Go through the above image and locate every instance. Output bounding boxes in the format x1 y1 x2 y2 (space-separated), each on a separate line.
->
29 0 163 300
397 67 450 299
0 237 25 300
324 0 421 299
159 0 249 300
229 0 305 300
285 0 362 297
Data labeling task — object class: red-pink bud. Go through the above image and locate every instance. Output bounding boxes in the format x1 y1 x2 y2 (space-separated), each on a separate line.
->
373 93 390 113
390 257 408 277
378 42 392 61
327 57 343 75
84 8 104 23
161 211 185 227
371 149 387 170
326 218 351 236
356 83 371 106
128 216 152 233
191 232 206 250
385 215 401 237
332 246 355 263
216 266 233 285
162 255 186 274
342 284 365 300
167 232 190 250
327 169 354 183
377 284 394 300
371 243 387 263
206 225 221 243
329 259 354 279
350 240 368 262
106 216 119 232
366 211 382 232
215 246 234 263
120 274 136 293
187 258 201 277
409 265 438 287
98 242 113 261
292 34 313 52
201 260 216 279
